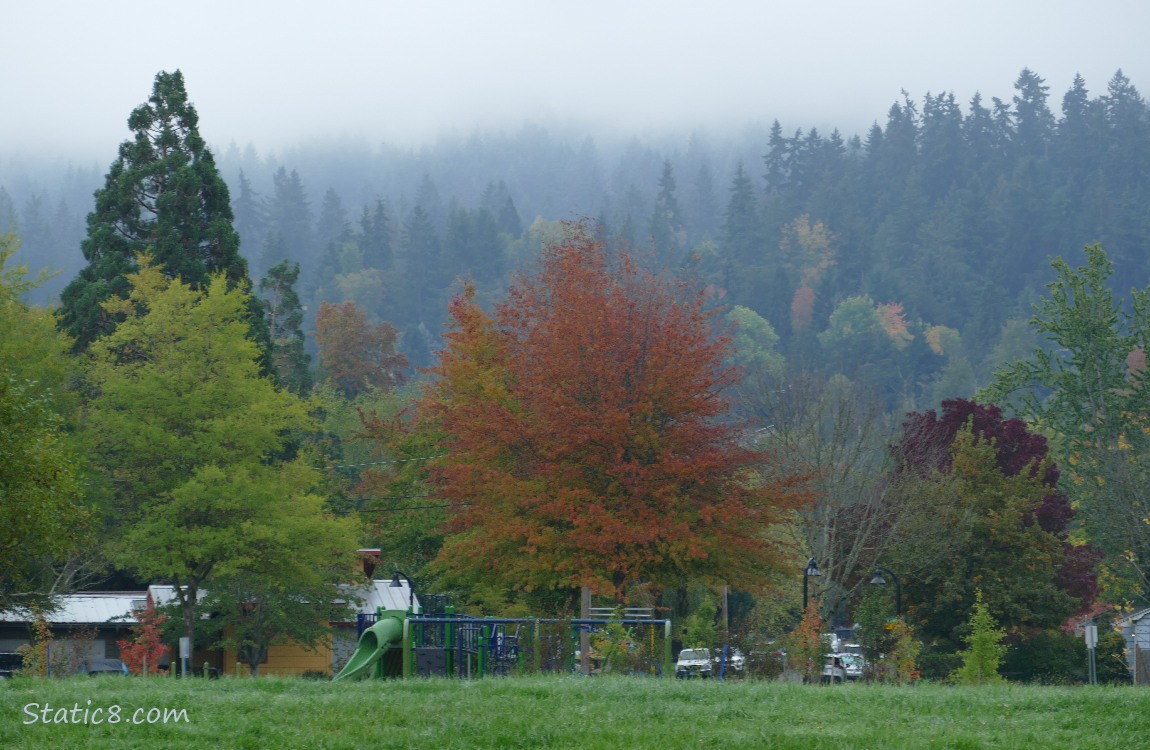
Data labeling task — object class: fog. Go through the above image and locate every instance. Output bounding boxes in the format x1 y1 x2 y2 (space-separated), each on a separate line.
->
3 0 1150 161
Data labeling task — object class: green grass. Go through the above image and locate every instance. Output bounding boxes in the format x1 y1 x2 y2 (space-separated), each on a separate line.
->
2 675 1147 749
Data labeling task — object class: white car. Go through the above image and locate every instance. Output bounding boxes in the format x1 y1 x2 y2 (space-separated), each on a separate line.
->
821 654 847 683
839 652 865 680
675 648 713 678
713 648 745 674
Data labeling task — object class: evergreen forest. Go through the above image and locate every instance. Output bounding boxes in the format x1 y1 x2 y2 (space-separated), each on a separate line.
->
3 67 1147 406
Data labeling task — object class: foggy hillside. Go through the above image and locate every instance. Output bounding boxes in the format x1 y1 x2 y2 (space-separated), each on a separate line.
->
3 66 1149 412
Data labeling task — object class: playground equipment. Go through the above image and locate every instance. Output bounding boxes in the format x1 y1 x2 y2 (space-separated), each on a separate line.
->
333 602 673 680
332 609 406 681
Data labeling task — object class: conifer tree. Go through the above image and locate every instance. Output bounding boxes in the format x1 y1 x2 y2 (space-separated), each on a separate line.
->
57 70 250 351
259 260 312 395
649 159 683 264
953 589 1007 685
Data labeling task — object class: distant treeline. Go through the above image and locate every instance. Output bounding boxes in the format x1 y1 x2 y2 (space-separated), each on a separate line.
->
3 67 1148 410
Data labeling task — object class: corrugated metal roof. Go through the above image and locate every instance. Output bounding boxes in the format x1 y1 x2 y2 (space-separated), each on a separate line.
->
0 593 146 625
2 579 418 625
355 579 420 615
1117 608 1150 626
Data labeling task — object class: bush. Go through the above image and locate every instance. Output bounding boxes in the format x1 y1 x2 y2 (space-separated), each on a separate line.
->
1096 630 1130 684
1002 630 1084 684
917 649 962 682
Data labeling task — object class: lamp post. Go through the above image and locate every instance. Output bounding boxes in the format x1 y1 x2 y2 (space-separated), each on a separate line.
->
869 566 901 617
389 571 415 613
802 557 821 611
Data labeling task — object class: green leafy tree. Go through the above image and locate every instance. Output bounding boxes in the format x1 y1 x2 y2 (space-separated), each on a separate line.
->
0 234 88 612
817 295 896 372
0 234 74 406
981 244 1150 600
0 375 87 612
201 503 356 677
889 426 1080 645
725 305 784 375
952 589 1007 685
681 594 719 649
57 70 251 352
82 259 354 648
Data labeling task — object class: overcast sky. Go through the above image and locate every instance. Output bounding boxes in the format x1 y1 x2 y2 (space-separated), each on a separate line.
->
4 0 1149 161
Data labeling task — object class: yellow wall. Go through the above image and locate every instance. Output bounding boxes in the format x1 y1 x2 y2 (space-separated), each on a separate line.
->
222 634 334 677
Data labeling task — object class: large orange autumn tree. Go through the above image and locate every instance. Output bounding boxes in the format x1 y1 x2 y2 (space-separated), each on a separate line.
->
415 223 809 600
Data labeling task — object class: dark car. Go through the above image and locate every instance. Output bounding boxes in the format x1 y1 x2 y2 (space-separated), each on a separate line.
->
0 652 22 678
78 658 129 676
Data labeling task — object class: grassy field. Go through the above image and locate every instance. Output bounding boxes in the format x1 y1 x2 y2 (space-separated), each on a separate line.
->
2 674 1146 749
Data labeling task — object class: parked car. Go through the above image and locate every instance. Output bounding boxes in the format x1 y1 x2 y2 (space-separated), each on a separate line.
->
675 648 713 679
711 648 745 674
78 658 129 676
0 652 22 678
821 654 847 683
839 652 865 680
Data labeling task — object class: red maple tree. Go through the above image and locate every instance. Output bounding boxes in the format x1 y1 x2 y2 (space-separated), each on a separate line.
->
117 601 170 675
417 222 811 599
314 301 407 396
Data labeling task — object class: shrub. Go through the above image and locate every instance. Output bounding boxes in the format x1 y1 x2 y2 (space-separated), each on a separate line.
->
1002 629 1083 684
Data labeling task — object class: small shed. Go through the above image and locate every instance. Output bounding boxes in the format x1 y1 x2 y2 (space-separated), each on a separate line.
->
1116 608 1150 685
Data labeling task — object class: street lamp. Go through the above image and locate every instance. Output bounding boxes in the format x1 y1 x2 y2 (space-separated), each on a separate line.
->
389 571 415 612
802 557 821 611
869 566 901 617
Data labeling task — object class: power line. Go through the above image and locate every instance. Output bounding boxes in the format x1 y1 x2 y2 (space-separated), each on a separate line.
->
314 453 447 471
355 503 454 512
353 501 473 513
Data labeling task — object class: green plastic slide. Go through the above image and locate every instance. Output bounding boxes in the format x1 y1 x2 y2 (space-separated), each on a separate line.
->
333 613 404 681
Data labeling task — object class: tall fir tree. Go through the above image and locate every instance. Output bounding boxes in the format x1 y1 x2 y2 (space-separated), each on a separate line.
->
266 167 314 276
357 199 393 270
400 204 442 326
231 169 267 268
1011 68 1056 160
258 260 312 396
315 187 350 264
648 159 684 265
57 70 251 352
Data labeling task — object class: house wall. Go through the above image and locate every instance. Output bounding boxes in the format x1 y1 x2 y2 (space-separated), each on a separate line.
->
222 635 334 677
0 624 130 675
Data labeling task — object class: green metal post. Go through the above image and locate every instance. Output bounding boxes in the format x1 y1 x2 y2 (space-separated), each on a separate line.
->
374 607 385 679
664 620 673 679
402 618 412 678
